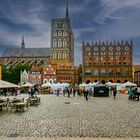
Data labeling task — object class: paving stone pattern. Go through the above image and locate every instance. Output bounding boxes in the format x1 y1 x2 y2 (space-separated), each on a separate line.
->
0 93 140 139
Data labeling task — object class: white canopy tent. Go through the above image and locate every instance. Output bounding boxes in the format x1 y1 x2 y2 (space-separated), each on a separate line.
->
79 83 90 87
61 83 70 87
21 82 33 87
105 81 114 87
122 81 137 87
79 83 90 90
42 82 52 87
90 82 99 87
0 80 20 88
51 83 64 94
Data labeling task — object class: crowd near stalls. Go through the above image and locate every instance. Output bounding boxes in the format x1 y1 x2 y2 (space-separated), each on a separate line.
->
0 79 139 101
79 81 139 97
41 82 70 94
0 80 20 96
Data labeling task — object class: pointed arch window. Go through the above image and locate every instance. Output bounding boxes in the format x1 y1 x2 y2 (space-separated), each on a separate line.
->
58 31 62 36
53 39 57 48
53 51 57 59
58 39 62 47
63 51 66 59
63 30 67 36
58 52 60 59
63 39 67 47
58 51 62 59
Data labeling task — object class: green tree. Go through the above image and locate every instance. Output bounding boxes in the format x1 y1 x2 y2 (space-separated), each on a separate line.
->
2 65 11 82
2 64 30 84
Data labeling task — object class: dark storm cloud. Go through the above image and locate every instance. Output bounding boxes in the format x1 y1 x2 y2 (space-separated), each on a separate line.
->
0 0 140 65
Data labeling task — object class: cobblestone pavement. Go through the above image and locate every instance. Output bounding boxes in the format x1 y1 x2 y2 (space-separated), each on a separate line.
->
0 93 140 140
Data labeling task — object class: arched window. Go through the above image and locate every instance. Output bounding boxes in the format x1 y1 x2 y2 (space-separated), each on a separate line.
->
63 30 67 36
85 69 91 75
58 31 62 36
53 51 57 59
63 39 67 47
94 69 98 76
101 69 106 75
63 51 66 59
67 53 69 59
116 69 121 76
108 69 113 75
53 39 57 48
58 51 62 59
124 69 129 76
58 39 62 47
57 52 60 59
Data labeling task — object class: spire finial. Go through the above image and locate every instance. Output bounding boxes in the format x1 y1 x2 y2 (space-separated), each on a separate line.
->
65 2 69 18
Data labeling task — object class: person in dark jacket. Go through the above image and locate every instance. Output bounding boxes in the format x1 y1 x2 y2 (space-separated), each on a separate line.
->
113 86 117 99
85 89 89 101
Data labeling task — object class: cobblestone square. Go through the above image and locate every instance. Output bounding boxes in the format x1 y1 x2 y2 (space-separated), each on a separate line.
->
0 94 140 140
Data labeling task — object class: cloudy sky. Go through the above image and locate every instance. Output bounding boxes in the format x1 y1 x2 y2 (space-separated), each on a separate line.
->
0 0 140 65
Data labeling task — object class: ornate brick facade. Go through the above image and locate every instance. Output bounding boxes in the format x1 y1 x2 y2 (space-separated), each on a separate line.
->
82 41 133 83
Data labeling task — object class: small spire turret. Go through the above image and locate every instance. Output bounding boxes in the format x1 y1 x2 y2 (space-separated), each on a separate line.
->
65 2 69 18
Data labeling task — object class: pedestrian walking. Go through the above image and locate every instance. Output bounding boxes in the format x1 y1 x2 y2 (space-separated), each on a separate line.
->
77 87 81 96
113 86 117 99
63 87 66 96
57 88 60 96
67 87 70 97
73 87 76 97
85 89 89 101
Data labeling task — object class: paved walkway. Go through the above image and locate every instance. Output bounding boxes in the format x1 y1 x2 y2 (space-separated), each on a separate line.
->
0 94 139 139
0 137 140 140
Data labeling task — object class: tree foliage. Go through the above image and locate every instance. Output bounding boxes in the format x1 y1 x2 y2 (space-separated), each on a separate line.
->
2 64 30 84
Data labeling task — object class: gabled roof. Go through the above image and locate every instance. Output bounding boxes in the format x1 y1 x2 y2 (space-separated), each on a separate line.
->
2 48 51 58
30 65 42 72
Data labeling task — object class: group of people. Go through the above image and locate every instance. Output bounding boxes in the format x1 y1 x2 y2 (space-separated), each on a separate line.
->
0 87 20 96
56 86 93 101
128 87 140 101
28 85 39 98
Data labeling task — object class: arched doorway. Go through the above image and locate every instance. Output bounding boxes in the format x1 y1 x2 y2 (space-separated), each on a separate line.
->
86 80 91 84
101 80 105 84
116 80 121 83
94 80 98 82
109 80 113 82
124 80 127 83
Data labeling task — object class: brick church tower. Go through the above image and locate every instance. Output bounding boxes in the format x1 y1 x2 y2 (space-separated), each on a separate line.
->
50 4 74 64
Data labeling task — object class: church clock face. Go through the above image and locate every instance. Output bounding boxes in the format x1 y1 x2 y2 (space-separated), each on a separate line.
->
101 47 105 51
94 47 98 51
116 46 121 51
124 46 129 51
109 47 113 51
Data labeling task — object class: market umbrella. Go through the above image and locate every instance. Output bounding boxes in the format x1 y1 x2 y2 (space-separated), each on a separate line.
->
21 82 33 87
0 80 20 88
